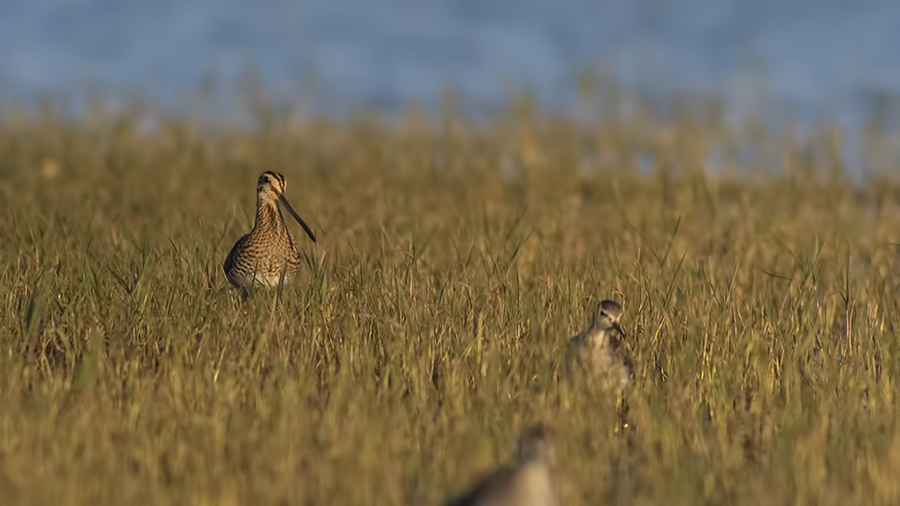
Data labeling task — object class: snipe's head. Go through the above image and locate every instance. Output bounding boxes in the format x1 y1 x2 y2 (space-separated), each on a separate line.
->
593 299 625 338
255 170 317 243
257 171 287 203
515 424 556 465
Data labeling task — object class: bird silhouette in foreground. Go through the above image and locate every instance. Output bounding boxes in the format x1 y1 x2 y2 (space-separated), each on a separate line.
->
565 299 633 392
446 424 558 506
223 171 316 292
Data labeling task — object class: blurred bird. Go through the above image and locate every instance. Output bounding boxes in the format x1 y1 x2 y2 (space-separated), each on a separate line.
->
565 299 633 392
446 424 558 506
223 171 316 291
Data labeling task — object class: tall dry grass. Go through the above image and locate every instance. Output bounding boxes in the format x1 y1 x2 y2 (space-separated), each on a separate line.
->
2 96 900 505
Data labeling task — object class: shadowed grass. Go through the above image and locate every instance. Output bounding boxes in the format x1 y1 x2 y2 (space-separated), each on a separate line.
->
1 99 900 505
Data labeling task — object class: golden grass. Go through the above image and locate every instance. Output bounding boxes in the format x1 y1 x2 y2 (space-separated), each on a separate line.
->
2 99 900 505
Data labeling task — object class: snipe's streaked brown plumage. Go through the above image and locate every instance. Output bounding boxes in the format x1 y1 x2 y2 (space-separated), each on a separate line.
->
223 171 316 290
446 424 558 506
565 299 633 392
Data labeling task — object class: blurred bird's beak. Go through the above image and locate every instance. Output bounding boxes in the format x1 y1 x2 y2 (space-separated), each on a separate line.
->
612 322 626 339
278 194 317 243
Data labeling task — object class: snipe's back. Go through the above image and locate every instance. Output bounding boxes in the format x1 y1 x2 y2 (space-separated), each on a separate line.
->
223 171 317 290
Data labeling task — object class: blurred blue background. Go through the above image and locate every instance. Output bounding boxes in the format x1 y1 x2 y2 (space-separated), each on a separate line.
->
2 0 899 128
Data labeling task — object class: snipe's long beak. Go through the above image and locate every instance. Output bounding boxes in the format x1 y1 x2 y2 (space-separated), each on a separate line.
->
612 322 626 339
278 194 317 243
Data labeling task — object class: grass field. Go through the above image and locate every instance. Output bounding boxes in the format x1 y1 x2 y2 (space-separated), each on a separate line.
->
2 98 900 505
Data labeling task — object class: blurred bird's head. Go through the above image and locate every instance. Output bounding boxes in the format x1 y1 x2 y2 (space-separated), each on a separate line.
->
516 424 556 465
593 299 625 338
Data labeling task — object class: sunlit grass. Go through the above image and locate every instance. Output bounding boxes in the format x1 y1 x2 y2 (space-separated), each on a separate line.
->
2 96 900 505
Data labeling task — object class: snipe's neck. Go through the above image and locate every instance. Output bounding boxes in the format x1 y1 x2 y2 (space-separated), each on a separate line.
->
254 198 286 230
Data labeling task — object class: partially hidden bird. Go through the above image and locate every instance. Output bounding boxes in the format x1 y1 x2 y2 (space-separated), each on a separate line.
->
446 424 558 506
565 299 633 392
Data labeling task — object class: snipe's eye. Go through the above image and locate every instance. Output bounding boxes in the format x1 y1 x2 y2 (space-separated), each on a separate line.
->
263 176 270 183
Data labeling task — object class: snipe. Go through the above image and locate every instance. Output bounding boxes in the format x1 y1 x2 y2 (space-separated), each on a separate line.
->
223 171 316 290
446 424 558 506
